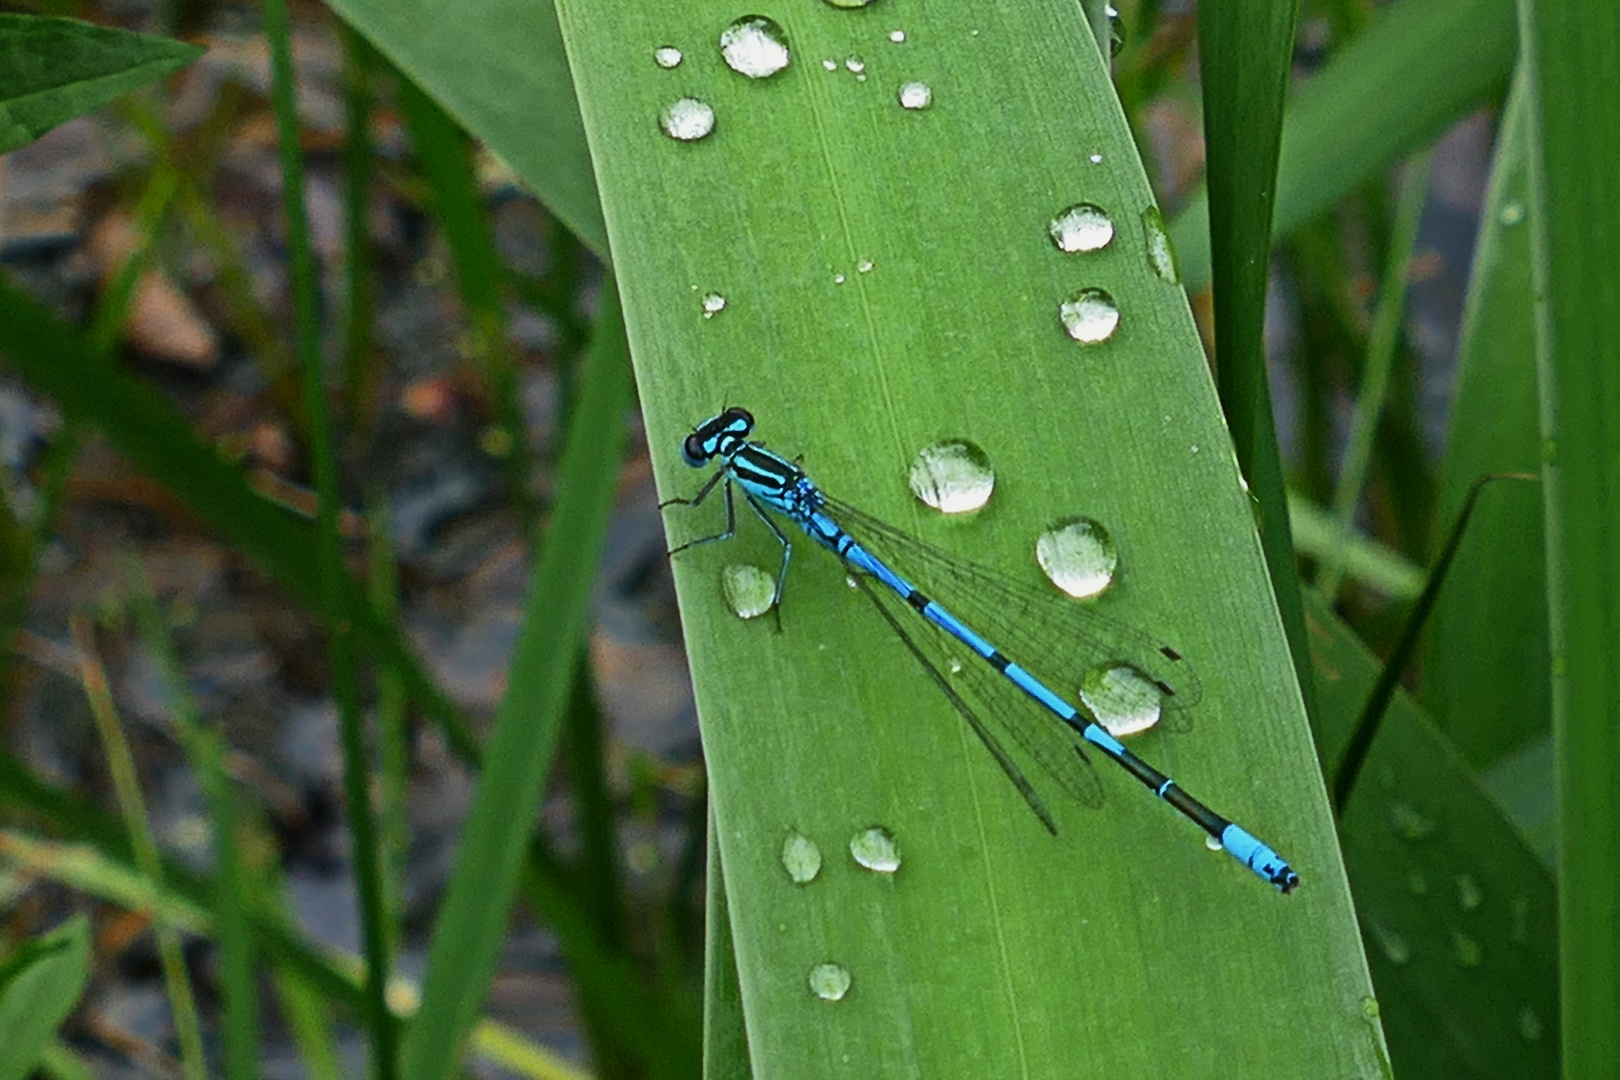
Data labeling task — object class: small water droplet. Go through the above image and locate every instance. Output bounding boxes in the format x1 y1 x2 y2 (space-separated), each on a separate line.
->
720 15 792 79
947 657 964 674
1047 202 1115 253
1451 930 1483 967
660 97 716 141
1388 801 1437 841
1204 834 1223 852
1079 663 1162 736
821 0 879 8
889 29 906 42
1499 201 1525 226
700 291 728 317
1142 205 1181 284
822 57 837 71
1088 152 1104 164
1455 873 1483 911
908 440 994 514
1518 1005 1543 1041
721 563 775 618
898 81 933 109
856 257 874 273
844 54 865 74
848 826 901 873
1361 995 1381 1019
833 273 846 284
780 831 822 883
1059 287 1120 343
1407 870 1429 897
653 46 684 69
1035 517 1117 598
1367 918 1411 966
808 961 852 1001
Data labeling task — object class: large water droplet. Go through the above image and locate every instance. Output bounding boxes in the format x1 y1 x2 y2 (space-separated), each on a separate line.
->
848 826 901 873
908 440 994 514
1035 517 1117 598
722 564 776 618
844 54 865 74
808 961 852 1001
700 291 728 317
720 15 791 79
1047 203 1115 253
898 81 933 109
889 29 907 43
1079 663 1162 736
653 46 684 69
780 831 822 883
660 97 716 141
1059 287 1120 343
1141 205 1181 284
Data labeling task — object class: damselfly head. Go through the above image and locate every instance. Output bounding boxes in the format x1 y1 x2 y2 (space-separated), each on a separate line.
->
683 407 756 466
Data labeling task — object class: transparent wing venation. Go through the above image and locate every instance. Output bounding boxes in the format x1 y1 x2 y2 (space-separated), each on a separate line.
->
852 573 1106 818
821 494 1202 718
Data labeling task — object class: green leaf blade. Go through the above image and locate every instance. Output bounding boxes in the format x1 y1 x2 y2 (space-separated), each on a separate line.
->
553 2 1369 1076
0 915 92 1080
0 14 203 155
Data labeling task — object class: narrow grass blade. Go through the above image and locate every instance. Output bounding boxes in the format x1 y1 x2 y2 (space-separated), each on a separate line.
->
264 2 397 1071
1171 0 1518 289
69 616 208 1080
1287 494 1425 600
1197 0 1314 714
129 579 262 1080
1517 3 1620 1072
702 815 751 1080
1426 75 1548 768
1330 473 1537 815
401 282 633 1080
1317 152 1432 601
